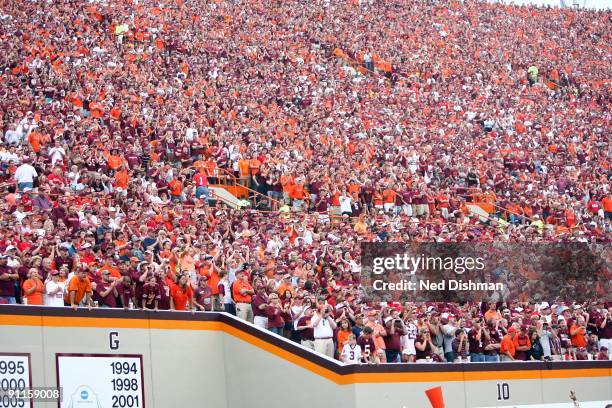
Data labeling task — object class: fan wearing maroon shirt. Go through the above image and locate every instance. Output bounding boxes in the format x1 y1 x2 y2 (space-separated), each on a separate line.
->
252 285 270 329
156 271 172 311
483 320 502 362
142 275 161 311
382 316 405 363
357 326 376 362
0 255 18 304
296 307 315 350
595 307 612 359
266 293 285 336
93 270 120 308
415 327 439 362
127 261 144 308
53 246 74 272
468 318 486 362
117 275 136 309
193 275 212 311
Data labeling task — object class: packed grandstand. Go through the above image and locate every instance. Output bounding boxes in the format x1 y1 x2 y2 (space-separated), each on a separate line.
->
0 0 610 365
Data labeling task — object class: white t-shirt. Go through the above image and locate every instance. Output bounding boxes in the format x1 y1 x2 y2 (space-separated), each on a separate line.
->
341 343 362 364
48 147 66 165
44 280 66 307
339 195 352 213
401 322 419 355
14 163 38 183
313 314 334 339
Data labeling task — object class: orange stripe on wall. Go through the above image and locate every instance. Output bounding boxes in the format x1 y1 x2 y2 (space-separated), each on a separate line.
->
1 314 610 385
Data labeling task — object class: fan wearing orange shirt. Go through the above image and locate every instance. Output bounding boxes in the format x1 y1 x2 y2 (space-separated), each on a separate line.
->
500 327 517 361
170 274 194 311
570 317 588 348
290 179 307 210
114 165 129 196
373 190 383 210
65 269 93 310
382 187 397 212
105 149 123 171
28 130 43 153
198 259 221 311
168 177 184 202
603 194 612 221
22 269 44 305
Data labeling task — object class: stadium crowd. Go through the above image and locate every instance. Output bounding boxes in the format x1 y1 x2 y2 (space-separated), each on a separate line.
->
0 0 610 364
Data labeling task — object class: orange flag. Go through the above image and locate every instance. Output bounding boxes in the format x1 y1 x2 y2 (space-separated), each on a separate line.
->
425 386 445 408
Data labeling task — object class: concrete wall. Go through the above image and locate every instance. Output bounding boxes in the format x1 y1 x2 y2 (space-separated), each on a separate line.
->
0 307 610 408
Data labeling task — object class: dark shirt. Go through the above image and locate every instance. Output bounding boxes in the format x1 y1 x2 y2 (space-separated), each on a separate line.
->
383 327 404 352
157 282 171 310
194 286 212 311
94 281 118 308
468 328 485 353
0 265 16 297
297 316 314 341
252 294 268 318
142 283 161 308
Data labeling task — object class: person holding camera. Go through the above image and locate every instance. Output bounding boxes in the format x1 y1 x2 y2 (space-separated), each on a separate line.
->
382 316 405 363
452 329 469 362
311 303 337 358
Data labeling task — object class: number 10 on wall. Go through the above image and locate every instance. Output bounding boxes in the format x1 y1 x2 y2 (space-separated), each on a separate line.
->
496 382 510 401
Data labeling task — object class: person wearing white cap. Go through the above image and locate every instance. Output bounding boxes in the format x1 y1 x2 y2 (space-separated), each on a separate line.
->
440 312 457 362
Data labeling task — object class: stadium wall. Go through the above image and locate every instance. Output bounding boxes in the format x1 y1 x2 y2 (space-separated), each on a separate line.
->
0 306 610 408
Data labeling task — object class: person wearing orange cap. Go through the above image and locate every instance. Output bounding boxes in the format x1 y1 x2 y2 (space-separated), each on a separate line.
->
500 326 517 361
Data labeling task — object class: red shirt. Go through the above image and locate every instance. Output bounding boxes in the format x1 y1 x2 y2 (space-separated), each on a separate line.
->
171 283 193 310
194 173 208 187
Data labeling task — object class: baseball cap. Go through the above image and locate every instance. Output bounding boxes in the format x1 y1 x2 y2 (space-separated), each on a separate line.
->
508 327 517 334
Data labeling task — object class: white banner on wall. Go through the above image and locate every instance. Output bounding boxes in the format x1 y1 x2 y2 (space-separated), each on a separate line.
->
0 353 32 408
56 354 144 408
476 400 612 408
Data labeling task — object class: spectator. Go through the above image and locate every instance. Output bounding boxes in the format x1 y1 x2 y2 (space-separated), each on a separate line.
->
171 274 194 312
340 334 362 364
0 255 18 304
22 268 43 305
312 303 337 359
14 157 37 192
500 327 517 362
514 325 532 361
440 313 457 362
232 271 254 323
66 269 93 310
43 270 66 307
296 307 315 350
452 329 469 362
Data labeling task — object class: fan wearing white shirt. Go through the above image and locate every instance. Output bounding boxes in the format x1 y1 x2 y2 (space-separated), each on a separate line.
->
44 271 66 307
14 158 38 191
48 140 66 166
339 194 353 216
340 334 363 364
311 303 337 358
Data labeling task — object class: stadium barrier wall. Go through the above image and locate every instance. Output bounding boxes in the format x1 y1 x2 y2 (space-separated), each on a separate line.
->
0 306 610 408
